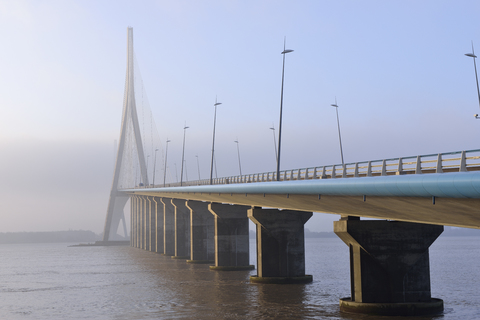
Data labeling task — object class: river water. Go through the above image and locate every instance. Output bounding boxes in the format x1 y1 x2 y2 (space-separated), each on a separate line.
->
0 236 478 319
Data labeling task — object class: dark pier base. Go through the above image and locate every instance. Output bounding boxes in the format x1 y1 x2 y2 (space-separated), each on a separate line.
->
209 265 255 271
339 297 444 316
334 217 444 316
186 260 214 264
250 275 312 284
248 207 312 284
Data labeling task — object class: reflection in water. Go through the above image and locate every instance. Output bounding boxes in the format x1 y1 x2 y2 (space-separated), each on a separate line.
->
254 283 308 318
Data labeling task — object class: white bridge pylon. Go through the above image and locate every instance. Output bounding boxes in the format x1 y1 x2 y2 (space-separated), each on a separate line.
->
103 27 149 241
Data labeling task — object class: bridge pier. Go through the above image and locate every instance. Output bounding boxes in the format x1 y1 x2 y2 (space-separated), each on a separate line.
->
130 195 136 247
160 198 175 256
147 196 156 252
139 196 146 249
334 218 444 316
185 200 214 264
248 207 313 284
152 197 164 253
208 203 254 271
135 195 140 248
144 196 151 251
171 199 191 259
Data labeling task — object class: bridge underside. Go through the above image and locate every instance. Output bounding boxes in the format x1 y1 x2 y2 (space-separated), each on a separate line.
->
126 191 480 229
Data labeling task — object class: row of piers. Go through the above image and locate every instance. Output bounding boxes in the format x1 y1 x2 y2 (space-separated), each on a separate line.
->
129 195 443 316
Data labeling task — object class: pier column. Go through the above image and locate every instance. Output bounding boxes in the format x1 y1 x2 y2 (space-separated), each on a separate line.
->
130 196 136 247
160 198 175 256
147 196 156 252
334 218 444 316
152 197 164 253
208 203 254 271
171 199 191 259
144 196 151 251
139 196 145 249
136 195 141 248
248 207 313 283
185 200 214 264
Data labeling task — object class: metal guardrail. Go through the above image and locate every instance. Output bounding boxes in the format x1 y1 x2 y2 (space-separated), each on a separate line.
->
150 149 480 188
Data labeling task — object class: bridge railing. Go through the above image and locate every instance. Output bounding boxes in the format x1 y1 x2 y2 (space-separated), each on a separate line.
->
148 149 480 189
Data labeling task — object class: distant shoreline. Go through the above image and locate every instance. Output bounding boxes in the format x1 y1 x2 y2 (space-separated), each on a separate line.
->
0 226 478 244
0 230 102 245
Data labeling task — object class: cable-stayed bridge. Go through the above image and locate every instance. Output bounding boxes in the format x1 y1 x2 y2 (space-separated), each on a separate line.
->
101 27 480 316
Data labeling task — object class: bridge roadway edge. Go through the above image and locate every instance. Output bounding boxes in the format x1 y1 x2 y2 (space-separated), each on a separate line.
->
123 191 480 230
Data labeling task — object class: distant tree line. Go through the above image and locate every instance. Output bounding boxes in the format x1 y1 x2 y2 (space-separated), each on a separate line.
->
0 230 99 244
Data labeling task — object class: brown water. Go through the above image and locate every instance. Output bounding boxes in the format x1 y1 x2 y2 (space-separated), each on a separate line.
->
0 237 478 319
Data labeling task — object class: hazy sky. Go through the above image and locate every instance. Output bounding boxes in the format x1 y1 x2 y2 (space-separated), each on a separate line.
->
1 0 480 234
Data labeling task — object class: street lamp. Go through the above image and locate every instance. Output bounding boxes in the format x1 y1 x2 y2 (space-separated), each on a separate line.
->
210 98 222 184
234 139 242 176
269 124 278 166
195 155 201 181
152 148 159 187
465 42 480 119
163 139 171 187
331 100 345 166
174 163 178 183
180 124 189 186
146 155 150 187
276 39 294 181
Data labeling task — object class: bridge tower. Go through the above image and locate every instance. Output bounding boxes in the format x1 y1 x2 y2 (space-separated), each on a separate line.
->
102 27 149 241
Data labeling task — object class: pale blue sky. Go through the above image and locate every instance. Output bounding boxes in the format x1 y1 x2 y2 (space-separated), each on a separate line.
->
0 1 479 233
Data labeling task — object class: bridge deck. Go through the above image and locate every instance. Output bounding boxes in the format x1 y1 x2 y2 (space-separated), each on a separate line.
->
125 171 480 230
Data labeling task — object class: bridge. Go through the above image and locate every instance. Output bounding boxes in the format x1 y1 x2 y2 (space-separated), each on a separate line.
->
101 27 480 316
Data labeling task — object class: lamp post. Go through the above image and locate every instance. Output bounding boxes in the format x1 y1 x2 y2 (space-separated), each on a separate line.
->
234 139 242 176
269 125 278 166
331 100 345 166
196 155 201 181
180 124 189 186
163 139 171 187
465 42 480 119
210 98 222 184
146 155 150 187
276 39 294 181
174 163 178 183
152 148 159 187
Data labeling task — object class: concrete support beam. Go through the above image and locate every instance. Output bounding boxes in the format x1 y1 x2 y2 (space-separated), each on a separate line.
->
208 203 254 271
152 197 164 253
334 218 444 316
139 196 145 249
171 199 191 259
136 195 141 248
130 196 135 247
248 207 313 283
185 200 214 263
147 196 156 252
144 196 151 251
160 198 175 256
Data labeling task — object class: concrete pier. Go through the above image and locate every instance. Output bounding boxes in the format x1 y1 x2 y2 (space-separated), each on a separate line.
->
130 195 136 247
160 198 175 256
208 203 254 271
334 218 444 316
147 196 156 252
171 199 191 259
185 200 214 263
248 207 313 284
135 196 141 248
139 196 145 249
144 196 151 251
152 197 164 253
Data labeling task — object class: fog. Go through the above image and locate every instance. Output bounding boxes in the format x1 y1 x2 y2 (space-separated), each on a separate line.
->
1 1 480 234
